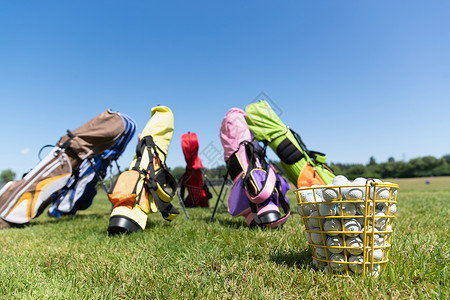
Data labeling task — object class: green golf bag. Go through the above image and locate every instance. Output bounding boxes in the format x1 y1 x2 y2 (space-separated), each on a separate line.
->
245 100 335 188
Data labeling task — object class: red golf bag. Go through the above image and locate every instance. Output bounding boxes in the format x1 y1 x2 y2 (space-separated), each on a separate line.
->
180 132 211 207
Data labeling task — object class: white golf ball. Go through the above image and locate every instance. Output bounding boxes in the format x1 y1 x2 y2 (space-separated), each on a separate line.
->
310 185 324 201
348 255 364 274
367 248 383 261
383 182 398 200
345 236 364 255
309 228 326 245
332 175 351 184
305 232 312 244
344 218 362 237
360 225 380 245
305 203 318 213
366 264 380 277
376 235 389 247
367 178 383 199
381 203 397 215
332 175 351 198
299 189 316 202
345 188 365 201
323 219 342 236
329 253 346 272
369 210 387 229
356 217 365 228
312 258 327 270
336 202 357 216
314 246 328 258
345 178 367 200
318 202 337 216
353 177 368 183
355 199 374 215
297 205 315 217
377 223 392 238
371 186 390 200
322 186 339 201
326 236 344 254
298 189 320 212
307 210 321 228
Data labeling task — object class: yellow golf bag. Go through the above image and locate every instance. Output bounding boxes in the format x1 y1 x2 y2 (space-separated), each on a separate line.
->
107 106 180 234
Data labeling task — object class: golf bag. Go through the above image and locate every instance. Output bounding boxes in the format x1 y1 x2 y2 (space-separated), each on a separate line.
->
107 106 180 234
48 114 137 217
245 100 335 188
180 132 211 207
220 108 290 228
0 110 129 228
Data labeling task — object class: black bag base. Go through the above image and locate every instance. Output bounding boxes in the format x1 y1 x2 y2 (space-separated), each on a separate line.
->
249 211 282 228
107 215 143 235
259 211 281 225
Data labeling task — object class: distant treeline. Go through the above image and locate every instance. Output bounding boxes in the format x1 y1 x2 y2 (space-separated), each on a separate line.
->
329 155 450 180
2 155 449 188
171 154 450 182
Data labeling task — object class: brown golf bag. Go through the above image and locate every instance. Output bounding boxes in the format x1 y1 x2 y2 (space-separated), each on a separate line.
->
0 110 129 228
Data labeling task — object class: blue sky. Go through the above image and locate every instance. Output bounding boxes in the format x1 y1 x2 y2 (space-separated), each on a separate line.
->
1 1 449 179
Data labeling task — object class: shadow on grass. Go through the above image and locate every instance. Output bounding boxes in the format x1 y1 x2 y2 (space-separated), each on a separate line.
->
17 212 110 229
269 247 312 268
205 216 249 229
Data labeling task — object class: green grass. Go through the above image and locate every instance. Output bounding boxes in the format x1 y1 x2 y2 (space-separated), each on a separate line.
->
0 177 449 299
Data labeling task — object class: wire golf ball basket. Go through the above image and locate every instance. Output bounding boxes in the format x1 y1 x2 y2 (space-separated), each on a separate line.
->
294 179 399 276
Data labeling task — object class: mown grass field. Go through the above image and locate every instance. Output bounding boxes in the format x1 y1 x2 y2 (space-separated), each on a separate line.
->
0 177 449 299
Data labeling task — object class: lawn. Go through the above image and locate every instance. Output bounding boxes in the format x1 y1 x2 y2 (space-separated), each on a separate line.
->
0 177 448 299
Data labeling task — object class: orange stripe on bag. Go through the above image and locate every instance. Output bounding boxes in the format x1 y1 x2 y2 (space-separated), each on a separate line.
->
297 164 325 188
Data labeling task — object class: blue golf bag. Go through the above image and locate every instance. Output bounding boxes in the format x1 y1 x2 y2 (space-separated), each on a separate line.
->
48 113 136 217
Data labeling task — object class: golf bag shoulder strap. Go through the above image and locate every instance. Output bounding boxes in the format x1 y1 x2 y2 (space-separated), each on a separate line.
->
276 129 329 166
227 141 277 204
133 135 179 221
309 151 327 164
227 153 244 182
227 141 268 181
58 130 75 149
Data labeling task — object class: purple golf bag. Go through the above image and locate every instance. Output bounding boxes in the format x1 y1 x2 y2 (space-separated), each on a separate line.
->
220 108 291 228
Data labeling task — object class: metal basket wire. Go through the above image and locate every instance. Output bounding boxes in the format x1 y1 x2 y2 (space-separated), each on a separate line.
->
294 179 399 276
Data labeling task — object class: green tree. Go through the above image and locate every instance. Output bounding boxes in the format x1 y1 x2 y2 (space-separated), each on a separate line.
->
345 164 366 180
170 167 185 181
368 156 377 166
0 169 16 183
443 154 450 164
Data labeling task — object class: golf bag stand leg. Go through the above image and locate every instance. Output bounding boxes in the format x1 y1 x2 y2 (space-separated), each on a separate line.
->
203 172 220 197
210 171 228 222
86 158 109 194
218 185 229 211
176 191 191 221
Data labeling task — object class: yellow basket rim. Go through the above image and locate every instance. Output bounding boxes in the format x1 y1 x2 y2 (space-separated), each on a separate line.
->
294 182 399 193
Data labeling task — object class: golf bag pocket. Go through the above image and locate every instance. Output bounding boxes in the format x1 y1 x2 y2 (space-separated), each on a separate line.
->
228 179 252 218
153 168 176 203
108 170 139 209
244 167 277 204
228 172 290 227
